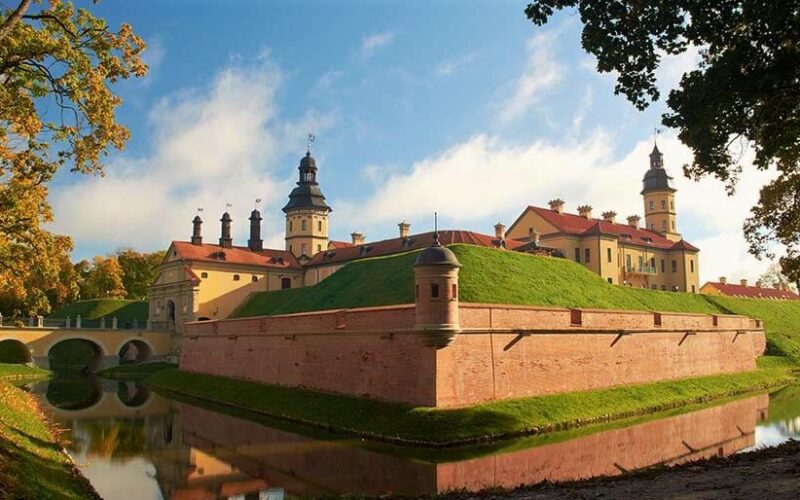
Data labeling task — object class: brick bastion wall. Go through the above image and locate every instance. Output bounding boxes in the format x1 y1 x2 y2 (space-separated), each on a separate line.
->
180 303 766 408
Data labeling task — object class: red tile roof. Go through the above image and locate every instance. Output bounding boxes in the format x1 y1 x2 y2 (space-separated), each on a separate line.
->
171 241 301 269
307 230 524 266
526 206 698 251
328 240 354 249
705 282 800 300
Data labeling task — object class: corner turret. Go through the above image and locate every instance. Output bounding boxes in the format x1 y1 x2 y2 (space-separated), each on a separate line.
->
414 232 461 348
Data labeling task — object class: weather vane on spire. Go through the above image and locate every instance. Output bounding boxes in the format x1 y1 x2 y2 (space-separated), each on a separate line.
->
307 133 315 154
255 198 262 209
653 127 662 146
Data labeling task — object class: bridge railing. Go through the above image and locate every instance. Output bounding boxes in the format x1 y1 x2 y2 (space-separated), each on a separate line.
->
0 313 174 331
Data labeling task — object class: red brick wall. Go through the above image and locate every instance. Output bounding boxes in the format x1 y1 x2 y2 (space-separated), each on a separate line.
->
181 303 765 407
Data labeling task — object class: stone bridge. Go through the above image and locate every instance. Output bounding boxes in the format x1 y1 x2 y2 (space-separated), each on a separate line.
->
0 326 174 370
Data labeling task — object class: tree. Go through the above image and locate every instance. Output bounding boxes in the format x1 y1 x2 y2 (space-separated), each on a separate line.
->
80 255 126 299
0 1 146 316
525 1 800 285
759 262 798 292
115 249 165 300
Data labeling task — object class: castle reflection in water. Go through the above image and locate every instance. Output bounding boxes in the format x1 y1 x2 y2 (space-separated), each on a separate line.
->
29 377 798 499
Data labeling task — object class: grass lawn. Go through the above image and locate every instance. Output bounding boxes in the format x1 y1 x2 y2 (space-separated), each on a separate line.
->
0 364 50 382
146 358 797 447
48 299 148 322
97 362 177 380
0 380 99 499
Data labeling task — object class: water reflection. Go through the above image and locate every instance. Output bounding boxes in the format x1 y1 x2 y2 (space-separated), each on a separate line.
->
29 378 800 499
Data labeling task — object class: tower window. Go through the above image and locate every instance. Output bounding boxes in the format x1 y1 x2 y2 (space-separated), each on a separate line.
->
452 284 458 299
415 284 419 299
607 248 612 263
318 220 322 231
649 201 654 210
671 201 674 210
431 283 439 298
317 244 322 253
201 272 208 278
233 274 240 281
662 220 667 230
690 259 695 273
301 243 307 255
661 259 665 273
289 221 293 231
661 200 666 209
301 219 307 231
672 220 676 229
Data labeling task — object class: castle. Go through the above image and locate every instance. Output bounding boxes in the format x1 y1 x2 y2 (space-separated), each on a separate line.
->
149 142 699 331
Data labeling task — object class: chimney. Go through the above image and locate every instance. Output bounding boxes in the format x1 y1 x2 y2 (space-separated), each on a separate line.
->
719 276 727 285
755 279 763 288
627 215 641 228
494 222 505 239
548 198 565 214
577 205 593 219
601 211 617 224
398 221 410 239
740 278 748 287
219 212 233 248
248 209 263 252
351 231 365 246
191 215 203 245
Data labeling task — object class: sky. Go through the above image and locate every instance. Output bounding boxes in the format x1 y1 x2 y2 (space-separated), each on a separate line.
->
48 0 780 285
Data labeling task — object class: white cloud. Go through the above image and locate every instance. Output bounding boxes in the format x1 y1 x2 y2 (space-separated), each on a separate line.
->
336 133 780 285
311 69 345 95
436 51 479 77
361 32 395 57
497 31 564 123
50 56 333 256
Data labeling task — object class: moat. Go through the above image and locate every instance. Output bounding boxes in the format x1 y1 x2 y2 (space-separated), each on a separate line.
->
25 376 800 499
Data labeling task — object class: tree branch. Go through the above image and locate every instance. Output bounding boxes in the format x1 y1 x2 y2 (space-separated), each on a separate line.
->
0 0 33 44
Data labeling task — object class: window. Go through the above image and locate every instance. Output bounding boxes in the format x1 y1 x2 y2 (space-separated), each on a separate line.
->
691 285 696 293
607 248 612 263
662 220 667 230
301 243 307 255
289 244 293 253
574 248 581 262
317 244 322 253
431 283 440 298
672 260 677 272
318 220 322 231
607 277 613 284
301 219 307 231
201 272 208 278
672 220 676 229
660 259 665 273
584 248 591 263
661 200 666 209
650 258 656 270
233 274 240 281
649 201 655 210
415 284 419 299
626 254 632 269
638 256 644 269
289 221 293 231
452 284 458 299
690 259 695 273
251 275 258 282
670 201 675 210
281 277 291 289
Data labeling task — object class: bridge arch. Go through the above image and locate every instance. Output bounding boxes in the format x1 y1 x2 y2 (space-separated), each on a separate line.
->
0 338 32 364
118 338 154 364
47 338 105 372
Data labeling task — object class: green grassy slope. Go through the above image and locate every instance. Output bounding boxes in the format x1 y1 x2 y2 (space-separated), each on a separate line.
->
234 245 723 317
48 299 148 321
706 296 800 362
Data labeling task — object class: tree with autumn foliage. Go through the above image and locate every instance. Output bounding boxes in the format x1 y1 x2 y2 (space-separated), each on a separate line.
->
0 0 147 317
79 255 126 299
525 1 800 286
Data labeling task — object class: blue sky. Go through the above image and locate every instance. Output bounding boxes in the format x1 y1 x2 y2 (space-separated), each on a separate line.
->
49 0 778 283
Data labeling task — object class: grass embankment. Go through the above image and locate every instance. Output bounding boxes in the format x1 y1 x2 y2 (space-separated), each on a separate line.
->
0 364 50 383
146 359 796 447
0 375 98 498
97 361 176 380
233 245 725 318
48 298 148 322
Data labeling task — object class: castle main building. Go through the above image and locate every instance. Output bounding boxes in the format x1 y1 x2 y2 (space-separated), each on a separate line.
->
149 142 700 331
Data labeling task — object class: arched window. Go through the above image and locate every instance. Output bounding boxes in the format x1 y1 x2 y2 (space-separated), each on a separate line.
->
430 283 439 298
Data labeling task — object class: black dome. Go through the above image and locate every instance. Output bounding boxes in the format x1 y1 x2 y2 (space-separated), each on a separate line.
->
282 151 331 213
300 152 317 169
414 244 461 267
642 167 676 194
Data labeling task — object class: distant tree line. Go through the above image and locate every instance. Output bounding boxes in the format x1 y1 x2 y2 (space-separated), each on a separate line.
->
0 249 165 318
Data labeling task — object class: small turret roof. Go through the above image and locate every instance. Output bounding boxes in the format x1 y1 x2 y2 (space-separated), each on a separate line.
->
414 233 462 267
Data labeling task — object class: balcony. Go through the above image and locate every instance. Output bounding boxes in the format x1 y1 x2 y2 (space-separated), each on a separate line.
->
625 263 658 276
